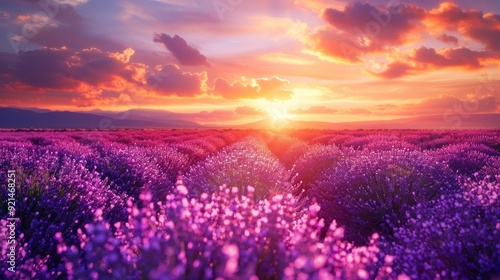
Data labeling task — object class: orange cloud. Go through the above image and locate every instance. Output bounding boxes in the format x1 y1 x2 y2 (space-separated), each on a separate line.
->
212 76 294 100
308 1 500 79
426 2 500 51
370 61 413 79
307 30 363 63
235 106 266 116
290 105 337 114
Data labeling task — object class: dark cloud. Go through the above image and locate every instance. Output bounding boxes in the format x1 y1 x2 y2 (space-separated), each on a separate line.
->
16 48 81 88
323 2 424 48
413 46 483 69
437 34 459 45
0 45 209 98
153 33 209 66
373 46 497 79
0 47 135 90
10 4 123 52
467 27 500 51
150 64 206 97
309 2 425 62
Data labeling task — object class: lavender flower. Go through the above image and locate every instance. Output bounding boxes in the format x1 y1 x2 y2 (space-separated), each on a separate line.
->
185 137 297 199
383 192 500 279
310 148 459 244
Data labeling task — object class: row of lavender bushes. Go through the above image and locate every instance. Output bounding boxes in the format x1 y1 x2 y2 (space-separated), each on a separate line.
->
3 177 497 279
0 129 499 279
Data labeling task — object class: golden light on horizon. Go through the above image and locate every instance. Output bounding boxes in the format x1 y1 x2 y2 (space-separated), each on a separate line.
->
268 107 291 121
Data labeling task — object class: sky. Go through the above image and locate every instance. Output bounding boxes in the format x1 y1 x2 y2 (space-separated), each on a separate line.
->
0 0 499 125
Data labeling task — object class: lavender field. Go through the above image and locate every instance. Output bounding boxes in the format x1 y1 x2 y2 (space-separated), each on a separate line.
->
1 129 499 279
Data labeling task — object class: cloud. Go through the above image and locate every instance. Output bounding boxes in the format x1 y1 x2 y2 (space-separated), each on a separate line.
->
375 104 397 111
290 105 337 114
349 108 372 115
372 61 413 79
307 2 425 62
0 46 209 101
0 11 10 20
12 5 123 52
323 2 424 47
147 64 207 97
153 33 209 66
426 3 500 51
307 1 500 79
212 78 260 99
110 48 135 63
256 76 294 100
436 34 459 45
16 0 89 6
70 89 133 108
1 45 296 105
0 47 129 90
235 106 266 116
373 46 497 79
467 27 500 51
307 30 363 63
401 95 499 116
212 76 294 100
412 46 483 69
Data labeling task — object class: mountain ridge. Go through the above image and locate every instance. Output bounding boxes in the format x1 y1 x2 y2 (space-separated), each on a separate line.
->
0 108 203 129
1 107 499 129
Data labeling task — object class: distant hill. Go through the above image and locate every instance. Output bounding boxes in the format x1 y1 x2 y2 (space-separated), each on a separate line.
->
0 108 203 129
89 108 200 128
2 107 498 129
240 114 500 130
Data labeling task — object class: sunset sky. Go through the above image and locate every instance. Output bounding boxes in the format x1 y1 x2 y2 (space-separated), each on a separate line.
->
0 0 499 125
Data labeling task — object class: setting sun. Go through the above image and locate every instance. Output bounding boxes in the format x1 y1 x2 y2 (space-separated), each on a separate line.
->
268 106 291 122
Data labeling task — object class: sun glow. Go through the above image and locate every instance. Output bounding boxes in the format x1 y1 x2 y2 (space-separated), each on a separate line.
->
269 107 290 121
265 104 293 129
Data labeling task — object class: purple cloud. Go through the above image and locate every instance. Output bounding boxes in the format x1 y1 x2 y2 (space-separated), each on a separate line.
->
153 33 209 66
